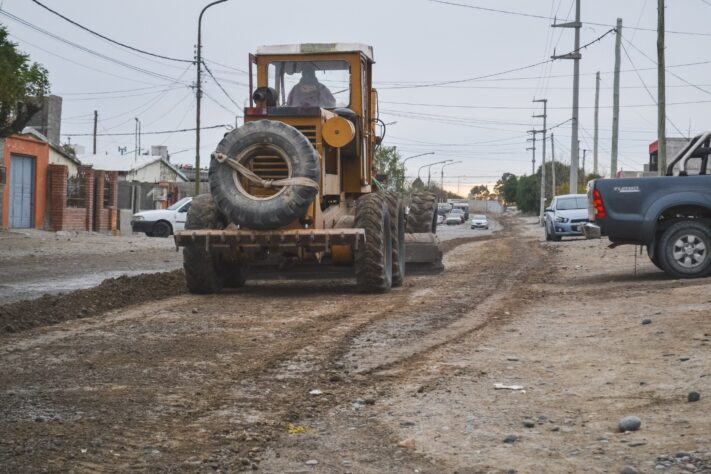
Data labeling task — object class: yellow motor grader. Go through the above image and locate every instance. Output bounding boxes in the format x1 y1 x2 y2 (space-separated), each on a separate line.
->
174 43 442 293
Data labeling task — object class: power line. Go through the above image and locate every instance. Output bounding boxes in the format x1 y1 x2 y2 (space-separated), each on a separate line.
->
62 124 230 137
426 0 711 37
202 61 242 110
381 28 614 90
0 9 191 83
29 0 193 63
619 41 687 138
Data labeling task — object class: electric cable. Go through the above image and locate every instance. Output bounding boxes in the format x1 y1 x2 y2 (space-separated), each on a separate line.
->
62 124 230 137
29 0 193 63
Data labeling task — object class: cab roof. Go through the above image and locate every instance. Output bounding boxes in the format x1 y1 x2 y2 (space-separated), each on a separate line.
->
256 43 374 61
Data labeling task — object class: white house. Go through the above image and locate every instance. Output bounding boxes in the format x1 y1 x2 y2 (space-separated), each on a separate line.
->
77 154 188 183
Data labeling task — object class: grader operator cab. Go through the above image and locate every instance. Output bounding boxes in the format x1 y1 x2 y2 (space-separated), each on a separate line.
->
174 43 442 293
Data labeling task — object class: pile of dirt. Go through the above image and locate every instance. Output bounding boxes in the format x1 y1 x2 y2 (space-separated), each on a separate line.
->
0 270 185 334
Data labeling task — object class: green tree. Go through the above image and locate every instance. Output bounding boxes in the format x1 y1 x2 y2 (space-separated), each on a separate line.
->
495 173 518 204
468 184 490 199
515 174 540 213
374 146 405 192
0 26 50 138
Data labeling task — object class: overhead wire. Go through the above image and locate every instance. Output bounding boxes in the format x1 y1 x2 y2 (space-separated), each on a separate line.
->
62 124 229 137
202 61 242 110
29 0 193 63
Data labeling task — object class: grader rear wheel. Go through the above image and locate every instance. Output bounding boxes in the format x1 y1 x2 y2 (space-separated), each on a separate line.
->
354 193 393 293
183 194 246 294
382 191 406 287
407 192 438 234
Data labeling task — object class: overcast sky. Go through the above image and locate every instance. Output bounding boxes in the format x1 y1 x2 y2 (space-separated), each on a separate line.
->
2 0 710 193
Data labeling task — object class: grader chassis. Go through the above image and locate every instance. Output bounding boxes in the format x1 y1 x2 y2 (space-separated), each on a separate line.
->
174 43 442 293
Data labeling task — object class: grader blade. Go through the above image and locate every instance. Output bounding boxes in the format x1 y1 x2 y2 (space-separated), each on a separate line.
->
404 232 444 274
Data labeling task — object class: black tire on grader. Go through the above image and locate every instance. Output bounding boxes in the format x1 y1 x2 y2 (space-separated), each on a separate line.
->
382 191 406 287
407 192 438 234
354 193 393 293
183 194 246 294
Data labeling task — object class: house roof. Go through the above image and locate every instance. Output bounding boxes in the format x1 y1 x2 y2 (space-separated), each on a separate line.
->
48 143 81 165
77 154 188 181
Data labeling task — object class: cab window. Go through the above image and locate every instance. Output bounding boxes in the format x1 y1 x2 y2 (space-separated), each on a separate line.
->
267 60 350 108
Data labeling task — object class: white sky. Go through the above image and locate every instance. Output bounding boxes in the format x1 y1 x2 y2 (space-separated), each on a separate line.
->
2 0 710 194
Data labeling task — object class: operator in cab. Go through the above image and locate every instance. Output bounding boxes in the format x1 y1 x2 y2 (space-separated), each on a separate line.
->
287 63 336 108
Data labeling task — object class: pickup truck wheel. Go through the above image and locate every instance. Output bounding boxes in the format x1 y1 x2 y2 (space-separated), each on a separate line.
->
153 221 172 238
658 220 711 278
545 223 552 241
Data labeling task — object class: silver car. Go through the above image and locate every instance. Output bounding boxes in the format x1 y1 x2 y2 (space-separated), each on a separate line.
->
544 194 588 241
470 214 489 229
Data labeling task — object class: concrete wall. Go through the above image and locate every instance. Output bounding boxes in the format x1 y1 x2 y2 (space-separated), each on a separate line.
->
26 95 62 145
124 160 185 183
468 199 503 214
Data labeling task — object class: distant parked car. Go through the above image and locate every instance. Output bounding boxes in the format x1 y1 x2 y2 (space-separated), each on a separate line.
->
470 214 489 229
445 213 463 225
544 194 588 241
447 208 466 223
131 196 192 238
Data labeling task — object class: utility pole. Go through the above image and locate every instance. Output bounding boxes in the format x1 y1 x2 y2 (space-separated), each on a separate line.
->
526 131 538 175
533 99 547 223
553 0 581 193
657 0 667 175
550 133 556 195
134 117 141 159
611 18 623 177
593 72 600 175
92 110 98 155
582 148 587 178
195 0 228 195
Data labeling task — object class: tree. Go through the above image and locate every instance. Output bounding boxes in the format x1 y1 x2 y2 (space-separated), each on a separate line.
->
0 26 50 138
495 173 518 204
469 184 490 199
515 174 540 213
374 146 405 192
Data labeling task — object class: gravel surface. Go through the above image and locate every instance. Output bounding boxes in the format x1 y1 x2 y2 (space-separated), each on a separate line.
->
0 216 709 473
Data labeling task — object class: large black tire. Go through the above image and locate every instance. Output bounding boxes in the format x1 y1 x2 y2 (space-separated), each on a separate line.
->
407 192 437 233
210 120 320 230
656 220 711 278
354 193 393 293
545 222 552 241
382 191 406 287
183 195 224 294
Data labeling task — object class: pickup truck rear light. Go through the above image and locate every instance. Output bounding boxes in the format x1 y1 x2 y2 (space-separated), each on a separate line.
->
592 188 606 219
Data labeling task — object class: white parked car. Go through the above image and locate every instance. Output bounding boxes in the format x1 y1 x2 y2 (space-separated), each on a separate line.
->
470 214 489 229
131 196 192 238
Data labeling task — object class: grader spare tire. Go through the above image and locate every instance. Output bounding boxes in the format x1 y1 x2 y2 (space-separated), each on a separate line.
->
183 194 246 293
382 191 406 287
354 193 393 293
407 192 438 233
210 120 320 230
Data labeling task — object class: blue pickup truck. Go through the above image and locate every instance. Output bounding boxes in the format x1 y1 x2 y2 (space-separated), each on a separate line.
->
585 133 711 278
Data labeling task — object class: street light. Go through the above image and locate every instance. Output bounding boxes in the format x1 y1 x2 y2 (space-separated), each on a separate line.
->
418 159 453 188
440 160 462 197
195 0 229 195
401 152 434 166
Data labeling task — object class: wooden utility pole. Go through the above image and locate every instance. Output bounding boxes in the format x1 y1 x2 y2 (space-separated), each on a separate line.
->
92 110 98 155
533 99 547 223
657 0 667 175
550 133 556 195
552 0 581 192
611 18 622 177
594 72 600 175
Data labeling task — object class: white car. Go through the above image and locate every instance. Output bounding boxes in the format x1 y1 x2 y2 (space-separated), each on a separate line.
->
131 196 192 238
470 214 489 229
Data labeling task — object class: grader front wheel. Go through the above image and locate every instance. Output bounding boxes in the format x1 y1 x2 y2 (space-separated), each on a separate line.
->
354 193 393 293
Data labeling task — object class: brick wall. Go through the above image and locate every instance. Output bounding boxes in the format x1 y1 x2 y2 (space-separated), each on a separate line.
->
47 164 95 231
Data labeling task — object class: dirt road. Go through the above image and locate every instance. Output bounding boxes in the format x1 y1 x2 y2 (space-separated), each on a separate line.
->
0 217 709 473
